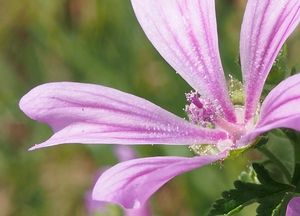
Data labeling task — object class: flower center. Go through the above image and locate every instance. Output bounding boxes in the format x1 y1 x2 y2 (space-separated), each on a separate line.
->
186 76 259 156
185 91 222 128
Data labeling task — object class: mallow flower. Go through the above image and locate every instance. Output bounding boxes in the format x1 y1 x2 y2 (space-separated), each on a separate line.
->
19 0 300 210
286 197 300 216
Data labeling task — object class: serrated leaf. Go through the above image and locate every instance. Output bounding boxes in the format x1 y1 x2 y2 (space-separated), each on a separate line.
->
256 192 287 216
208 163 294 216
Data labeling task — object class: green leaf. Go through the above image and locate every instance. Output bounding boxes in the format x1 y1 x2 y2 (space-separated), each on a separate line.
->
267 131 295 179
271 193 295 216
258 130 295 183
283 129 300 163
208 163 294 216
256 191 287 216
293 163 300 191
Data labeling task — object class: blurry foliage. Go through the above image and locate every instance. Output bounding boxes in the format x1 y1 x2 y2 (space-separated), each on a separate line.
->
0 0 299 215
209 163 295 216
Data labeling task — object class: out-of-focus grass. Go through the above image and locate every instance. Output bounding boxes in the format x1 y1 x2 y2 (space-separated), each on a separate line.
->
0 1 299 215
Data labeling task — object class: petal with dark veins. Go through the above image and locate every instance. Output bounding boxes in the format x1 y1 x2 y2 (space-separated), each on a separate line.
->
240 0 300 121
19 82 228 150
92 152 227 209
131 0 236 122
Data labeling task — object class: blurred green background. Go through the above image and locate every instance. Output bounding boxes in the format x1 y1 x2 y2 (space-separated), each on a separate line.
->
1 0 300 215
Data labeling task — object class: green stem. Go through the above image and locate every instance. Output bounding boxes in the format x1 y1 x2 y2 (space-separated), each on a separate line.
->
258 146 293 183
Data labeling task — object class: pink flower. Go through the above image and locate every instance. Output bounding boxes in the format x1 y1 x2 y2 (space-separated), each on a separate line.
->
20 0 300 210
85 146 151 216
286 197 300 216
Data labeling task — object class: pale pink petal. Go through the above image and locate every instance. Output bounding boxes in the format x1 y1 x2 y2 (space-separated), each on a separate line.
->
19 82 227 150
286 197 300 216
86 147 151 215
86 184 151 216
92 152 227 209
238 74 300 145
240 0 300 121
131 0 236 122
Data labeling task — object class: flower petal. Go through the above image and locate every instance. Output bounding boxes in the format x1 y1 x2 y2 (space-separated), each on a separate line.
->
86 185 151 216
85 190 107 215
239 74 300 145
131 0 236 122
92 152 227 209
86 147 151 215
19 82 227 150
125 205 151 216
286 197 300 216
240 0 300 121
